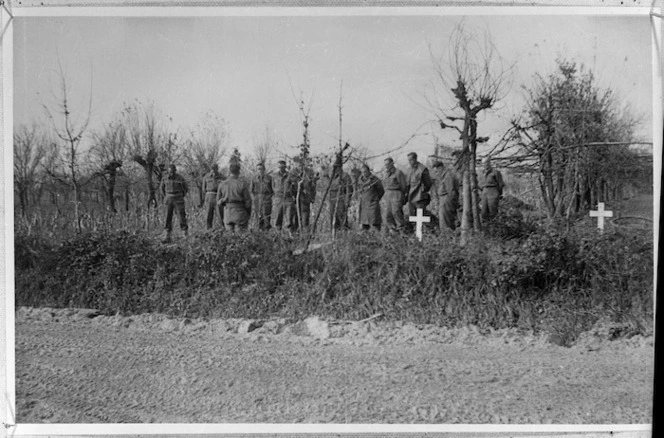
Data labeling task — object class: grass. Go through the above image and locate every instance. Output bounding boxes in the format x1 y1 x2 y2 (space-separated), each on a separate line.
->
14 203 654 346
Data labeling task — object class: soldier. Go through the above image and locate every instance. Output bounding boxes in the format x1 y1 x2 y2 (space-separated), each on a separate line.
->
292 167 317 232
202 163 224 230
217 163 252 232
382 157 408 233
405 152 433 227
358 164 385 231
160 164 189 243
271 160 296 231
250 162 274 230
480 156 505 221
328 157 354 230
431 161 460 231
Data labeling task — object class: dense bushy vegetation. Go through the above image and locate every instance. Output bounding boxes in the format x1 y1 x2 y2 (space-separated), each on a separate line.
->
15 214 653 346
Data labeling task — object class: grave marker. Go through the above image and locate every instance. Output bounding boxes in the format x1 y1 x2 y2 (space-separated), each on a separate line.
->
589 202 613 231
409 208 430 241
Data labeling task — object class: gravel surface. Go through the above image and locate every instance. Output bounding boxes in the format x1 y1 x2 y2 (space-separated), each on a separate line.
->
15 307 653 424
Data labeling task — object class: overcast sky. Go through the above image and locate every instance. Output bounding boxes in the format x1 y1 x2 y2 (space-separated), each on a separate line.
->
13 13 654 169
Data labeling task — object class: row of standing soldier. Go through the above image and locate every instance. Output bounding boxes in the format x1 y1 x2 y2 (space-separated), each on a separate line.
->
357 152 505 233
158 153 504 241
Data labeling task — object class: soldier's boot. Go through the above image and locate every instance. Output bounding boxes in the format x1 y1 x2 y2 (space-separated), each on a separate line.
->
161 230 172 244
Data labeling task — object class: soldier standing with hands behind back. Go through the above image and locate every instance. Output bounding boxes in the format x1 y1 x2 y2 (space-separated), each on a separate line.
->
272 160 296 231
217 163 252 232
382 157 408 233
358 164 385 231
328 157 354 231
293 166 317 232
432 161 459 231
250 162 274 230
202 163 224 230
405 152 433 230
160 164 189 243
480 156 505 221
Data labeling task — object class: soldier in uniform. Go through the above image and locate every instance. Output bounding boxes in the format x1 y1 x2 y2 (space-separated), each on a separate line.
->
160 164 189 243
202 163 224 230
292 167 317 232
217 163 252 232
358 164 385 231
328 157 354 231
405 152 433 227
271 160 296 231
480 156 505 221
250 162 274 230
382 157 408 233
431 161 460 231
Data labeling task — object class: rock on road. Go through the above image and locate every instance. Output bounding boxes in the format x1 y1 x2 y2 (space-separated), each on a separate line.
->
15 307 653 424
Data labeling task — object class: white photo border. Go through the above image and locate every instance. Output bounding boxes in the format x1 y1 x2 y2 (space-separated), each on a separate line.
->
1 2 661 436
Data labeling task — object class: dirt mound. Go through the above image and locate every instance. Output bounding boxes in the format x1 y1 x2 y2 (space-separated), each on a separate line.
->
15 306 652 350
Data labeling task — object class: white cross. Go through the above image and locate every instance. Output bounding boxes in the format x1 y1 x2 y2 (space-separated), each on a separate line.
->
409 208 431 241
589 202 613 231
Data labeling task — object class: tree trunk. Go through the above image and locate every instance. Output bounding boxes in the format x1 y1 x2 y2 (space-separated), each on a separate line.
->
18 185 28 217
459 114 472 245
108 170 117 213
146 164 157 208
542 150 556 218
469 119 481 232
74 182 82 234
460 167 472 246
197 181 204 209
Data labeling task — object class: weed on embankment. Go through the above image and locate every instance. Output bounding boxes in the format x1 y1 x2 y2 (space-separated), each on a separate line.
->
15 219 653 346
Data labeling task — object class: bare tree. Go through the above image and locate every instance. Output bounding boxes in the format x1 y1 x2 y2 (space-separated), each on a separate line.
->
307 85 354 238
40 60 94 233
252 125 277 166
13 123 48 216
291 92 315 232
89 118 128 213
122 100 179 209
181 111 229 207
427 24 512 242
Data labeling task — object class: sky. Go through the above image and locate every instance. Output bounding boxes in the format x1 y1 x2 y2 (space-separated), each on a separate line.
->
13 13 655 170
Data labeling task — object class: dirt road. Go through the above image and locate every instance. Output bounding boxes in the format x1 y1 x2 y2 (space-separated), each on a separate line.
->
15 308 653 424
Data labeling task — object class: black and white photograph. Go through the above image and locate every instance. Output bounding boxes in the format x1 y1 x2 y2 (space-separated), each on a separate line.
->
4 5 658 430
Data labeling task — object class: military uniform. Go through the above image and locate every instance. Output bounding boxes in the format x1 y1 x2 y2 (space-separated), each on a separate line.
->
433 168 460 231
383 167 408 232
250 173 274 230
271 170 296 230
328 171 354 230
293 171 317 231
358 173 385 230
406 162 433 219
160 173 189 235
481 168 504 221
203 170 225 229
217 175 252 231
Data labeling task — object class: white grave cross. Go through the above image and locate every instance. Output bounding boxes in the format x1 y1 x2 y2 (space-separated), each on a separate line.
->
589 202 613 231
409 208 430 241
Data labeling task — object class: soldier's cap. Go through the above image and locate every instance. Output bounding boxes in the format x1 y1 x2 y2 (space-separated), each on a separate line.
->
278 160 287 165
